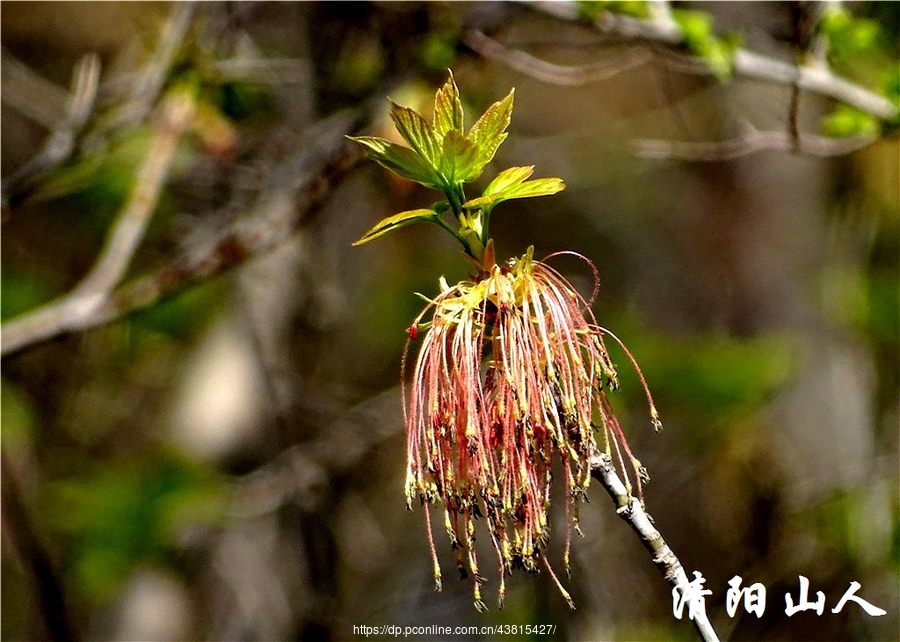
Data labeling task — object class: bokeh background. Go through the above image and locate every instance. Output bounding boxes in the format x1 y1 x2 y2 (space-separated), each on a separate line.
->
2 2 897 641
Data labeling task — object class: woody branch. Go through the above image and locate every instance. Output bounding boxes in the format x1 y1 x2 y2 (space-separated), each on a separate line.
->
590 452 720 642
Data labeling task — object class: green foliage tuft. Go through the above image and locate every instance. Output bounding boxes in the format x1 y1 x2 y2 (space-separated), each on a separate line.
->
349 73 565 264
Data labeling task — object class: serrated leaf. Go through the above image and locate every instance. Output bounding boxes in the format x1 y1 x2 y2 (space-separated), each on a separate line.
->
389 102 442 168
467 89 514 168
433 72 464 138
348 135 441 187
353 208 443 246
439 129 482 184
463 175 565 211
501 176 566 200
483 165 535 197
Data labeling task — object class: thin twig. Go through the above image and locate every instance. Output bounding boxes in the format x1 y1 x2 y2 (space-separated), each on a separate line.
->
786 3 815 155
633 120 876 161
0 49 71 129
1 90 195 357
465 30 652 86
788 83 802 152
1 53 101 200
77 92 196 301
108 1 197 127
731 49 895 121
590 452 720 642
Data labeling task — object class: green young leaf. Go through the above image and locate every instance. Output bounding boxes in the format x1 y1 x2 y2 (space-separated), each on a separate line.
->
348 135 441 187
464 176 565 212
464 166 565 211
483 165 536 196
502 176 565 200
433 72 464 138
389 102 442 168
353 208 444 246
467 89 514 170
439 129 481 184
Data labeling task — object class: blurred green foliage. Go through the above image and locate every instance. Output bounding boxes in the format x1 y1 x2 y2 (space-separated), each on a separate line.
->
671 9 740 80
1 379 36 449
129 278 227 342
44 453 224 604
819 5 900 134
821 105 880 138
34 128 192 207
1 273 56 322
420 32 459 73
864 269 899 346
605 319 794 451
820 7 884 71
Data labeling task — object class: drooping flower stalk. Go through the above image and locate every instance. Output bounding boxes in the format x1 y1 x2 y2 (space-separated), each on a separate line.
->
350 72 660 610
403 244 660 609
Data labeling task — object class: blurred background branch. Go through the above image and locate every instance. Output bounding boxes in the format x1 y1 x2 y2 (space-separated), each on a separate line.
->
0 51 100 198
633 119 876 160
1 108 360 358
510 0 897 160
2 90 195 356
465 29 653 86
521 0 896 119
90 1 196 136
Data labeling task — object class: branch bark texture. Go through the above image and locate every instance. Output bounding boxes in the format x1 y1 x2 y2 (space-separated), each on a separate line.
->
590 452 720 642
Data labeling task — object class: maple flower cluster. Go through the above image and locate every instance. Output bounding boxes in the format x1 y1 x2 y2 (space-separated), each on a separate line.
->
403 246 657 610
350 72 659 610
